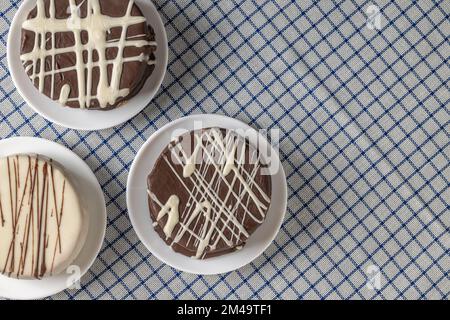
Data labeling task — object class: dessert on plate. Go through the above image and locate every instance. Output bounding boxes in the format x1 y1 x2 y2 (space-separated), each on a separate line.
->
147 128 272 259
20 0 156 110
0 155 87 279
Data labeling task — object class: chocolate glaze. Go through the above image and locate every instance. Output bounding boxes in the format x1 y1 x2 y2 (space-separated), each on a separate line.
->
147 128 272 259
20 0 156 110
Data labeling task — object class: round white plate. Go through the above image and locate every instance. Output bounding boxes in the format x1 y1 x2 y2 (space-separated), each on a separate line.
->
127 114 287 274
7 0 168 131
0 137 107 299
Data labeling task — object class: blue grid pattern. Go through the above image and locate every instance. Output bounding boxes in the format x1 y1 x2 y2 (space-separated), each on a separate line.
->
0 0 449 299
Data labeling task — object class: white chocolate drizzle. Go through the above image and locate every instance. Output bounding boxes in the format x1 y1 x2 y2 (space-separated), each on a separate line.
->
148 193 179 239
148 128 271 259
20 0 156 108
59 84 71 105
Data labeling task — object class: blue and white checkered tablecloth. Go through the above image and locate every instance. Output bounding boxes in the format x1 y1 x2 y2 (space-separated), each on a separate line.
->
0 0 449 299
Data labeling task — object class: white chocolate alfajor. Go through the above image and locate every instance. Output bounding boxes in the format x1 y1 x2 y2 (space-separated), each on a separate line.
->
0 155 87 279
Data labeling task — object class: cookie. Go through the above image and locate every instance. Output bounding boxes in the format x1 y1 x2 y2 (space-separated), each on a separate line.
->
0 155 87 279
147 128 272 259
20 0 156 109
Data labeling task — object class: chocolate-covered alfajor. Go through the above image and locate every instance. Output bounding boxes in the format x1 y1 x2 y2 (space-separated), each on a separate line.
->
147 128 272 259
20 0 156 110
0 155 87 279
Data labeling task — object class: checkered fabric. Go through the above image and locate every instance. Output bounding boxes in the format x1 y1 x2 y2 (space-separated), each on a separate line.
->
0 0 449 299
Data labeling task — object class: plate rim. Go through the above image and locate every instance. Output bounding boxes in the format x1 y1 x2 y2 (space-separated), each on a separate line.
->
7 0 168 131
0 137 107 299
126 114 287 275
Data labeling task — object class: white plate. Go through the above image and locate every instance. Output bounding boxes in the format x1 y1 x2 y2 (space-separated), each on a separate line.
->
0 137 107 299
127 114 287 274
7 0 168 131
